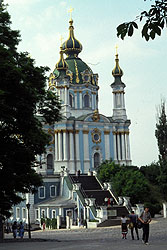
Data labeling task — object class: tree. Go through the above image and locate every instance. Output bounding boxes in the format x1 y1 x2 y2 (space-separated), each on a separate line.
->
97 160 150 205
0 2 61 217
155 101 167 199
117 0 167 41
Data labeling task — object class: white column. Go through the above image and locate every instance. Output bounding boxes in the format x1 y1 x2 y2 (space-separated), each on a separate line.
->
92 93 94 109
65 87 68 105
113 132 117 161
63 130 68 161
55 132 58 161
47 208 49 218
117 133 121 161
121 133 126 160
58 131 62 161
104 132 110 160
125 132 130 160
74 91 77 109
83 132 89 160
79 91 82 109
75 132 80 171
69 132 74 161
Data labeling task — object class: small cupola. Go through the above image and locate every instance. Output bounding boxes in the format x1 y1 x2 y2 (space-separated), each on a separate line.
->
56 46 68 71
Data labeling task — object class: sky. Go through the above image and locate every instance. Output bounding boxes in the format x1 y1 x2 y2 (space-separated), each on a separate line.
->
3 0 167 167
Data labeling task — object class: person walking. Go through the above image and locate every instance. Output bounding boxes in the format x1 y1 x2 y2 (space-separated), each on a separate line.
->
18 221 24 238
121 215 128 239
12 221 17 238
139 207 152 245
128 211 139 240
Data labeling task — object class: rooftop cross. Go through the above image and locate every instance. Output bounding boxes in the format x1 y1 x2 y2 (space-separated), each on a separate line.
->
115 44 118 55
68 7 74 20
60 35 64 46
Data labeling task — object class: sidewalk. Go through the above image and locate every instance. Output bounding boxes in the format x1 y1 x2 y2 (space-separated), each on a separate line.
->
1 217 167 250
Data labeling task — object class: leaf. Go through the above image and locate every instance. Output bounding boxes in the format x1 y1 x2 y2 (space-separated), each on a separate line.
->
132 21 138 29
150 30 156 39
154 24 161 35
142 23 148 37
128 23 134 36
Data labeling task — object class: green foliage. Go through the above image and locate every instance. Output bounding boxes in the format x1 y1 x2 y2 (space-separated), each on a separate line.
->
41 218 45 225
51 218 57 229
97 160 150 205
144 202 162 217
117 0 167 41
155 101 167 200
46 218 52 229
0 2 62 217
140 162 160 186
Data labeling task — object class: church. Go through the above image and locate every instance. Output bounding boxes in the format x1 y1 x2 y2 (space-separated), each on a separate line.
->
10 15 132 228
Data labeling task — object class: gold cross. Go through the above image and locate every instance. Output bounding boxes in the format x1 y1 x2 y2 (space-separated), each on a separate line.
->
68 7 74 20
60 35 64 45
115 44 118 55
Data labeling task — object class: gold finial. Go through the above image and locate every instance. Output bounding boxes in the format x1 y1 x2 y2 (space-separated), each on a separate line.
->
60 35 64 46
68 7 74 20
115 44 118 55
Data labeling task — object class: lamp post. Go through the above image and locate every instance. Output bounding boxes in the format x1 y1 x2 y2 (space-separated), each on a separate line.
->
26 203 31 239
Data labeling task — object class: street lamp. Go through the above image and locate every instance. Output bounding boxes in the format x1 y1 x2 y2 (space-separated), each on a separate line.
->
26 203 31 239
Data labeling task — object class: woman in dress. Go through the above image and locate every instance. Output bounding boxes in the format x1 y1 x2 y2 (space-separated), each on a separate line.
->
121 215 128 239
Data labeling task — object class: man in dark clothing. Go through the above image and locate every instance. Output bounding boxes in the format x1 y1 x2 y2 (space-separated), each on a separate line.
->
128 211 139 240
139 207 152 245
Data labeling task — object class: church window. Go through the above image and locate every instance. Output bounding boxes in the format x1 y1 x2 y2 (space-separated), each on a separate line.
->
94 152 100 168
22 208 26 219
47 154 53 169
52 210 56 218
35 209 39 219
84 94 90 108
16 207 20 218
41 210 45 218
69 93 74 107
39 186 45 199
50 185 57 197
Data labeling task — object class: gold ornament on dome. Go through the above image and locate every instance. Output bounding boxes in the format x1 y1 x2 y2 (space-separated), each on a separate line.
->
91 128 101 144
92 109 100 122
66 69 73 83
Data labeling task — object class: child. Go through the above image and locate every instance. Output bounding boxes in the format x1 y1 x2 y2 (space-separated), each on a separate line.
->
121 215 128 239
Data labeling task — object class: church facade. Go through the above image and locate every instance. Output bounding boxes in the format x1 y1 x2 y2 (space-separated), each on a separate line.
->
9 17 132 228
37 18 131 177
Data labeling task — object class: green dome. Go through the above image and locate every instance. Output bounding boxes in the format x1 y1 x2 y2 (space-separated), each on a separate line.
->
62 19 82 57
65 57 96 85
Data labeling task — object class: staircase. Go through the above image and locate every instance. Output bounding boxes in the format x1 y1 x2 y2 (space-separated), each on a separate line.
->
66 173 130 227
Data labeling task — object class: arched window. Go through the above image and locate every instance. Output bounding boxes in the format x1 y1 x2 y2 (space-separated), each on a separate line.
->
94 152 100 168
69 93 74 107
47 154 53 169
84 94 90 108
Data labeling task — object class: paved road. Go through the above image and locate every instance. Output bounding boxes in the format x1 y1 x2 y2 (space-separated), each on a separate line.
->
1 217 167 250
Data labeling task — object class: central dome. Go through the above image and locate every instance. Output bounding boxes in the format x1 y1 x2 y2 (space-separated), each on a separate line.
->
62 19 82 58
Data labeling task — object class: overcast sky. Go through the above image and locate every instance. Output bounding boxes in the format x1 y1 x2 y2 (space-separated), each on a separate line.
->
4 0 167 167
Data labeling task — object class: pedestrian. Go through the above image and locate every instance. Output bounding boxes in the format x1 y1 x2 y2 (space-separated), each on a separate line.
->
18 221 24 238
42 222 45 230
121 215 128 239
12 221 17 238
128 211 139 240
139 207 152 245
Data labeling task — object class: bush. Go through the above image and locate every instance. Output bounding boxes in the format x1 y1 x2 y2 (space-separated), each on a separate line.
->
144 202 162 218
